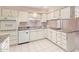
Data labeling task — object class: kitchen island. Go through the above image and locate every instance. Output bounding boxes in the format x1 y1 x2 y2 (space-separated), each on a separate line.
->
0 34 9 52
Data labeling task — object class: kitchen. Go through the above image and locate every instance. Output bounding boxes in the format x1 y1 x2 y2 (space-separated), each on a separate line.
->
0 6 79 52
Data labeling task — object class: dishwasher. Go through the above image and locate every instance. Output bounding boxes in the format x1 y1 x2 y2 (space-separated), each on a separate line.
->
18 30 30 44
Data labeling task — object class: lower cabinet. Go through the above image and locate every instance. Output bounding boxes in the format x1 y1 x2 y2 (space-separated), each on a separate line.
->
30 30 38 41
45 29 75 51
56 32 75 51
51 30 57 43
0 31 18 45
44 29 48 38
30 29 44 41
47 29 52 40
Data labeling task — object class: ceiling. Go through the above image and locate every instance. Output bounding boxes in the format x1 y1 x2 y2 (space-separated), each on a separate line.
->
0 6 65 13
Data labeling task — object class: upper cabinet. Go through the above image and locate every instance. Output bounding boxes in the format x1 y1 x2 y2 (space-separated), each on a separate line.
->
53 10 60 19
60 7 70 19
48 13 54 20
18 11 28 22
75 7 79 18
11 10 18 17
0 8 1 16
28 12 42 20
2 8 11 16
41 13 47 22
48 10 60 20
1 8 18 17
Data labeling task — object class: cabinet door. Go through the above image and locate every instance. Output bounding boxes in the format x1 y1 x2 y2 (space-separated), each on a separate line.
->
67 33 75 51
11 10 18 16
47 29 52 40
54 11 60 19
36 30 42 39
30 31 37 41
57 31 62 42
2 8 11 16
42 14 47 22
19 31 29 43
44 29 48 38
0 8 1 16
0 21 16 30
75 6 79 17
51 30 57 43
61 7 70 19
18 11 28 22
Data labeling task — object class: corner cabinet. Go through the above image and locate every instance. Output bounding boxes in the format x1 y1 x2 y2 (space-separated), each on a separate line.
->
56 31 75 51
45 29 75 51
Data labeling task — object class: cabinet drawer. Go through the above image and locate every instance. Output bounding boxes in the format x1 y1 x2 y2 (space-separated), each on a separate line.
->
0 21 16 30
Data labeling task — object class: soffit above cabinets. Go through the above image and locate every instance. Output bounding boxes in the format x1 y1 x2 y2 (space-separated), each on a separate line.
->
0 6 66 13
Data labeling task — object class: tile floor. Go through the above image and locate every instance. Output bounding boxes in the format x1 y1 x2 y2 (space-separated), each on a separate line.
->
10 39 64 52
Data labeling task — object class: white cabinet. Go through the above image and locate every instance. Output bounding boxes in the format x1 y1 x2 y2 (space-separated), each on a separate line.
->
19 30 30 43
56 31 62 42
56 32 75 51
11 10 18 16
0 37 9 52
37 29 44 39
75 6 79 17
44 29 48 38
2 8 11 16
44 29 75 51
53 11 60 19
48 13 54 20
1 8 18 17
0 31 17 45
46 29 52 40
30 29 44 41
60 7 70 19
0 8 1 16
51 30 57 43
56 32 67 50
41 14 47 22
44 29 57 43
0 20 17 30
30 30 38 41
18 11 28 22
48 11 60 20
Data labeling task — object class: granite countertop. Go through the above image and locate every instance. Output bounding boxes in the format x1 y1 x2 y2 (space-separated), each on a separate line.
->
18 27 45 31
50 28 79 33
0 34 9 44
